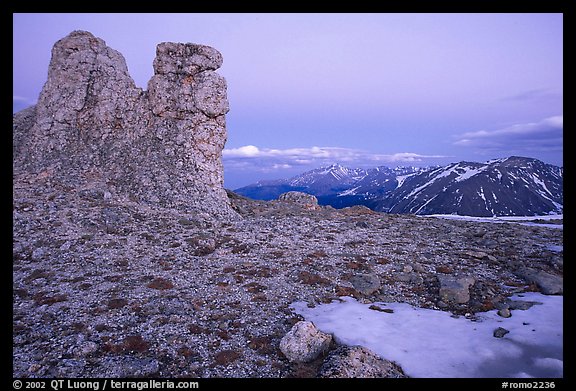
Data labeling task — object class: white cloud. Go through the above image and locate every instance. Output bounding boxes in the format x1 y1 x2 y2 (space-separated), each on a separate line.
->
222 145 261 157
373 152 448 162
223 145 450 172
271 163 292 169
453 115 563 153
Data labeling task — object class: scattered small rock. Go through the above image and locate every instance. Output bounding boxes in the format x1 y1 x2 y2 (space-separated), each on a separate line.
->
438 275 476 304
497 307 511 318
74 341 99 357
349 273 381 296
493 327 510 338
369 304 394 313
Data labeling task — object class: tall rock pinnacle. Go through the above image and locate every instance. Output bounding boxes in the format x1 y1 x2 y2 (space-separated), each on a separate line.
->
13 30 238 220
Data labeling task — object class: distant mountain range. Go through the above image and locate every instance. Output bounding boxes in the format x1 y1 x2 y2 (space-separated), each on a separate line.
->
234 156 563 217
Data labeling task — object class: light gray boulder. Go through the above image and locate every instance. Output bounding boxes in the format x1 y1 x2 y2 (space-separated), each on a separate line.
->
280 321 332 363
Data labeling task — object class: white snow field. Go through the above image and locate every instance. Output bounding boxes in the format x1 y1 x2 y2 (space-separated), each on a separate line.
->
292 292 562 378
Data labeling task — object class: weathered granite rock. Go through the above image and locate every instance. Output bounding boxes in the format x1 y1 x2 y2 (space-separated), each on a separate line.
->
515 268 563 295
318 346 407 378
349 273 381 296
438 275 476 304
13 30 238 220
280 321 332 363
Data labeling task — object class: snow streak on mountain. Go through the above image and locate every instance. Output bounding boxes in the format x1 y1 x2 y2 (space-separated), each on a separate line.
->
234 157 563 217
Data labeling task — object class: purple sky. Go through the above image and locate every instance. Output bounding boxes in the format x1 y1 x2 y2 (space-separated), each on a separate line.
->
13 13 563 189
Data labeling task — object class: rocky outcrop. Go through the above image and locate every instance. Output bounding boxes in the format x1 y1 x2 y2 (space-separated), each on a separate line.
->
278 191 320 210
319 346 407 378
280 321 332 363
13 30 237 220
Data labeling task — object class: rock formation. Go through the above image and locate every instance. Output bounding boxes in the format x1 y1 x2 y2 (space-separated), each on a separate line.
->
13 30 238 220
278 191 320 210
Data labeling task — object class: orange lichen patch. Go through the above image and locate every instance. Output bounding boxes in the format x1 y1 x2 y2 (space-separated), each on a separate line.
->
146 277 174 290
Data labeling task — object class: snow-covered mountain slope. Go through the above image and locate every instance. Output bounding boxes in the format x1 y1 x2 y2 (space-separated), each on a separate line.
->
288 164 367 195
234 164 425 206
234 157 563 216
376 156 563 216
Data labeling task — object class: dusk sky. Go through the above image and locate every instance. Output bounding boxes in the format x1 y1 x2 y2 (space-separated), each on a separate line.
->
13 13 563 189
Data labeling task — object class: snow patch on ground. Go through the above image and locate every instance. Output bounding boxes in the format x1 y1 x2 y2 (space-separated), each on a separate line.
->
424 214 563 229
291 293 562 378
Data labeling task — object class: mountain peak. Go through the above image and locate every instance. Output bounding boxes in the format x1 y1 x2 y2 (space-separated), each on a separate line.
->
236 156 563 216
380 156 563 216
319 163 350 173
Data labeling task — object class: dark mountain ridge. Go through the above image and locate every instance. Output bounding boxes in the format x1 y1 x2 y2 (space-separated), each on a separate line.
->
235 156 563 217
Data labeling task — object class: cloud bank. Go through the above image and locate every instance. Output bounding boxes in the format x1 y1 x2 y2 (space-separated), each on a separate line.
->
453 115 563 154
223 145 449 172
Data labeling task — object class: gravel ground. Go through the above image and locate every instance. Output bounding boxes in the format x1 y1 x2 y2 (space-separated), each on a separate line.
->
13 173 563 377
